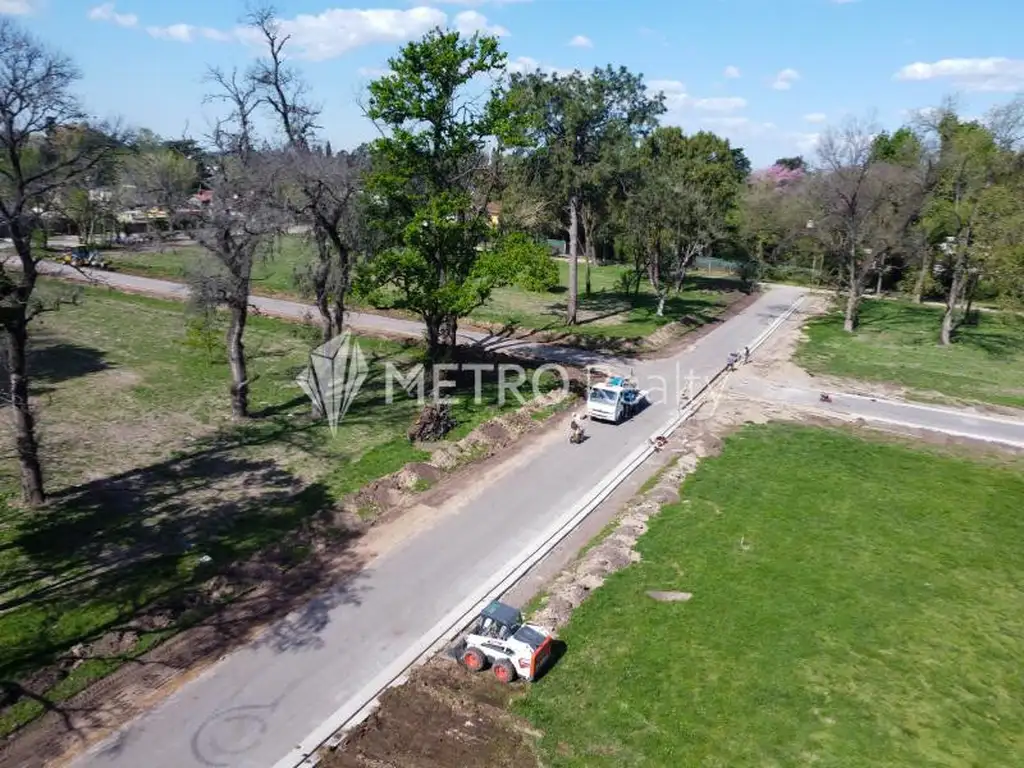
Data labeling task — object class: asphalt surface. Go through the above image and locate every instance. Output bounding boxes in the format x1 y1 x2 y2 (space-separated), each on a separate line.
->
69 282 806 768
30 260 628 369
731 379 1024 448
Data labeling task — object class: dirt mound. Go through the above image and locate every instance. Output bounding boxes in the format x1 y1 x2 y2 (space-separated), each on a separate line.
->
408 402 457 442
322 660 537 768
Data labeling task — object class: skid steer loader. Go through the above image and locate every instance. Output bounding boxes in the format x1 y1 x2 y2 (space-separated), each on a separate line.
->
452 600 555 684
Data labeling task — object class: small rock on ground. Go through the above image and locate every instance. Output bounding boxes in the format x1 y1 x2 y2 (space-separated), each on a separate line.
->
646 591 693 602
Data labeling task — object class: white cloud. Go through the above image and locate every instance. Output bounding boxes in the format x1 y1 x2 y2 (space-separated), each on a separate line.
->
723 65 741 78
232 7 447 60
506 56 575 77
0 0 35 14
894 57 1024 92
569 34 593 48
87 3 137 27
145 24 228 43
358 66 391 78
649 80 747 113
123 5 508 60
803 112 828 123
771 68 800 90
147 23 195 42
453 10 508 37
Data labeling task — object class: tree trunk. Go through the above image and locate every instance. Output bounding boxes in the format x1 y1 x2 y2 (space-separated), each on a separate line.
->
441 314 459 358
875 269 883 296
566 194 580 325
940 249 969 346
226 303 250 418
581 203 595 298
3 320 46 506
647 242 665 316
843 254 860 333
315 284 331 343
423 314 444 360
913 250 931 304
327 233 351 341
963 273 978 325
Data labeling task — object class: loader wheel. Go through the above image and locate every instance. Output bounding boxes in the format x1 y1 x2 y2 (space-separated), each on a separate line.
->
462 648 486 672
493 659 517 684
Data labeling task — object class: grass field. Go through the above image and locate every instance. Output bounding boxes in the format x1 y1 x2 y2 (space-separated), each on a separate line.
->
96 238 745 345
797 300 1024 409
0 282 554 736
517 423 1024 767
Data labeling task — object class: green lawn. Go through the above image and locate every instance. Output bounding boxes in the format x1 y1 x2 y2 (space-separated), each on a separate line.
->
93 236 308 296
472 261 742 343
97 239 745 346
518 423 1024 767
797 300 1024 409
0 282 557 736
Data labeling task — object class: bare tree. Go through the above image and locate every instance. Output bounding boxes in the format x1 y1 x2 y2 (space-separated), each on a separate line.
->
0 19 124 505
247 8 366 341
811 117 925 331
192 66 285 418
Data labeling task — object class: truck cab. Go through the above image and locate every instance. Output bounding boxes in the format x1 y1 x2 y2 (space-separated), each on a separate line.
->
586 375 644 423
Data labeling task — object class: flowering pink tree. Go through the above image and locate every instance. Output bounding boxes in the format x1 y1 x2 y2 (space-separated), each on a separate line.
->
750 163 806 188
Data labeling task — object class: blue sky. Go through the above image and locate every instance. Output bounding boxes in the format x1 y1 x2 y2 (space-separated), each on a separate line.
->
4 0 1024 166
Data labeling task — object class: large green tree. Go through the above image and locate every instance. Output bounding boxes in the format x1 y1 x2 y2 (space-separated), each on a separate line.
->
510 66 664 324
617 126 742 314
361 28 523 358
920 112 1006 344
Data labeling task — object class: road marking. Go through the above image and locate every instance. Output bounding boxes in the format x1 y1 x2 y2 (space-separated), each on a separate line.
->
814 411 1024 450
272 291 807 768
810 389 1024 428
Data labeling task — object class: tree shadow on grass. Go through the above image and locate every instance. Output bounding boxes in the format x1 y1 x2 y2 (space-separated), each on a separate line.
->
0 341 113 401
958 328 1024 359
0 422 370 748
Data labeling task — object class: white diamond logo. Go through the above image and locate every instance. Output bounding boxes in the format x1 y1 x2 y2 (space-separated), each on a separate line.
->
296 331 368 436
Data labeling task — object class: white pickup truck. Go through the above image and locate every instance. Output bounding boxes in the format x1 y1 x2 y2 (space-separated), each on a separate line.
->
586 374 647 424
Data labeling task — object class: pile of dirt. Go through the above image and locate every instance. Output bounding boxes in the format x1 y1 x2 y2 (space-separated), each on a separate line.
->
408 402 457 443
321 660 538 768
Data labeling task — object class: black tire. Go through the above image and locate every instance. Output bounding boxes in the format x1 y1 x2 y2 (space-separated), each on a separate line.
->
493 659 517 684
462 647 487 672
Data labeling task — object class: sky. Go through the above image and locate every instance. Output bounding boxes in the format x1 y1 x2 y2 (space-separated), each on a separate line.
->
3 0 1024 167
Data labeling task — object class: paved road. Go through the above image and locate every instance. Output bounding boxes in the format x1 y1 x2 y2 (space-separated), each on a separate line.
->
730 379 1024 448
69 284 806 768
28 260 628 369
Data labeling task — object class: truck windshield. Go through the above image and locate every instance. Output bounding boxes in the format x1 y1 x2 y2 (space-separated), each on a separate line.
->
588 388 618 404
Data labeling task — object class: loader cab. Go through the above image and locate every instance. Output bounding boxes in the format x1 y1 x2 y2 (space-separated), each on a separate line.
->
473 600 523 641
